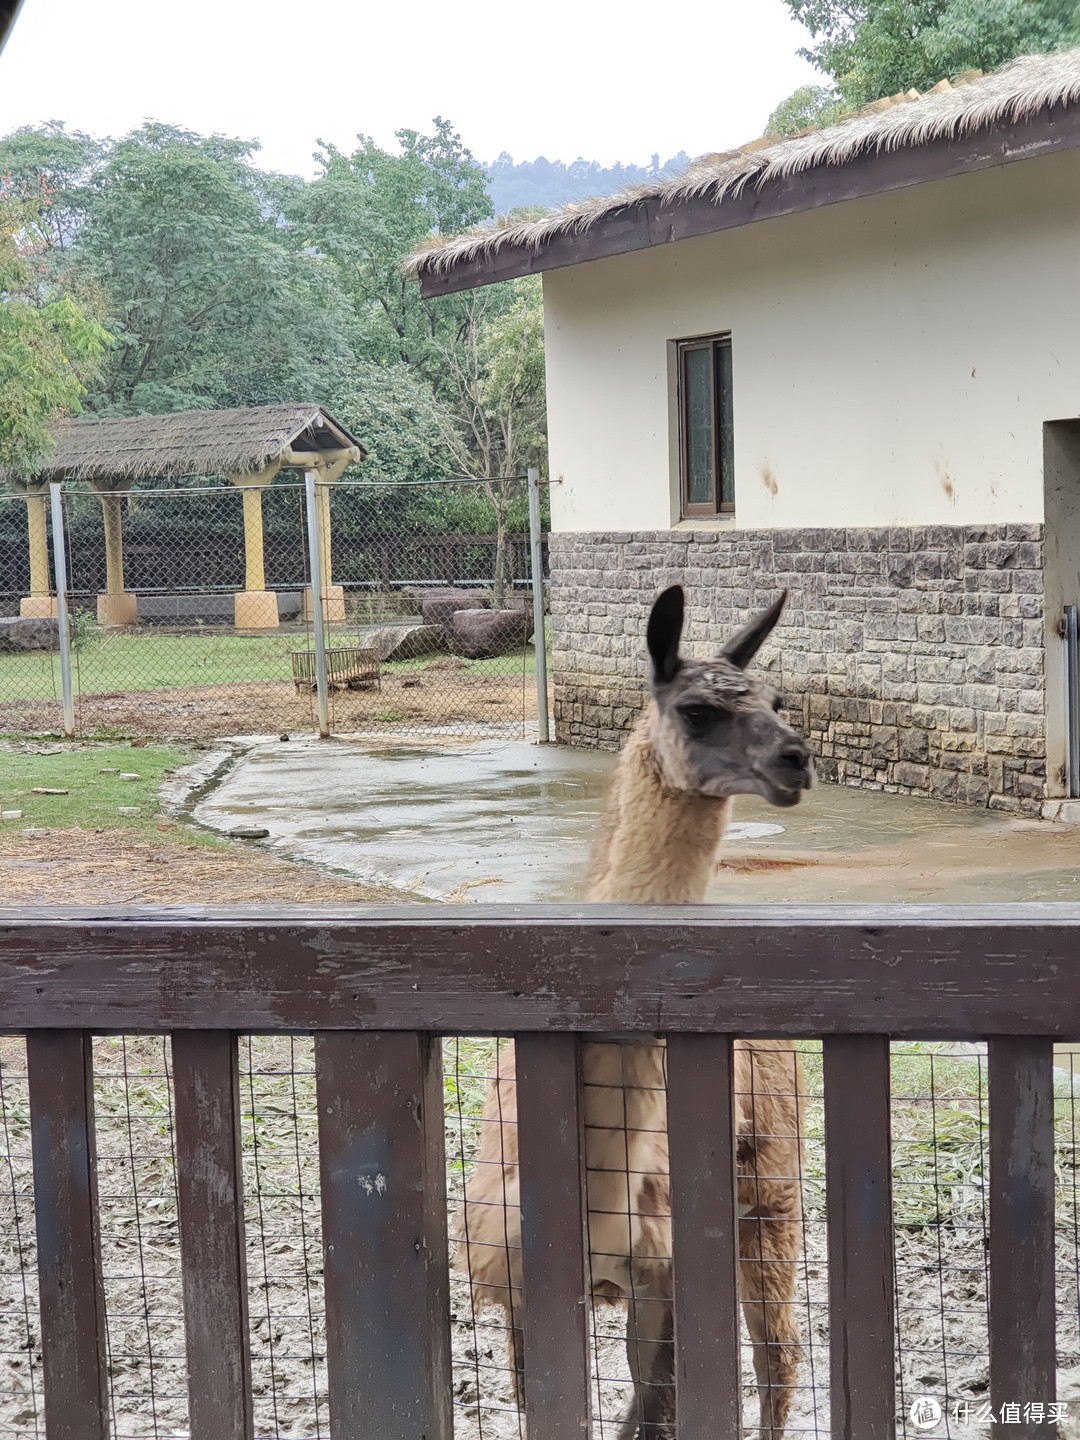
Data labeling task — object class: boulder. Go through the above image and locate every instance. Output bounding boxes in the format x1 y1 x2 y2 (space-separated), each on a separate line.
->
422 591 492 629
0 616 58 652
502 597 535 640
451 608 530 659
364 624 447 662
500 591 543 628
401 585 457 608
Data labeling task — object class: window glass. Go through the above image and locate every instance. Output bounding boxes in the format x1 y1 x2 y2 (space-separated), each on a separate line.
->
716 340 734 507
683 346 714 506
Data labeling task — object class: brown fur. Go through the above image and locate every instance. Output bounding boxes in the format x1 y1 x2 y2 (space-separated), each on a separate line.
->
454 594 810 1439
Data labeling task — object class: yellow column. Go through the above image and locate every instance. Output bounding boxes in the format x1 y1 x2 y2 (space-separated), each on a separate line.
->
20 489 59 618
93 483 138 626
102 493 124 594
242 488 266 592
229 466 280 630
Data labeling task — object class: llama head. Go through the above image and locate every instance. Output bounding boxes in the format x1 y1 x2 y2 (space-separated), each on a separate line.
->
646 585 814 807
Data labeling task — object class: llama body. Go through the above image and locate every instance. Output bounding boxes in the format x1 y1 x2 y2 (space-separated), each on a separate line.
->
455 590 813 1438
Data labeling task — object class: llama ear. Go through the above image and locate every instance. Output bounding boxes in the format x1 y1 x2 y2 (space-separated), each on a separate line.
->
647 585 684 685
719 591 787 670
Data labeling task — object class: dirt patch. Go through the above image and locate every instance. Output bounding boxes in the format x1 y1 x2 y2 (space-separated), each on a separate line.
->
0 1027 1077 1437
0 826 411 906
717 856 821 873
0 672 534 743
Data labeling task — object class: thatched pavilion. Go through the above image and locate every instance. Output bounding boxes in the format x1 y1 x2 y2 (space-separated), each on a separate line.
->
5 404 365 629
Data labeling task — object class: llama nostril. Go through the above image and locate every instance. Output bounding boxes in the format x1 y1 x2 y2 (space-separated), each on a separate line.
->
777 743 812 777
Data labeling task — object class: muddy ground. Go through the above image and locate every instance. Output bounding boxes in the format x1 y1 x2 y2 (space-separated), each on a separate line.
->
3 1062 1078 1440
0 825 408 907
1 1023 1077 1439
0 669 535 744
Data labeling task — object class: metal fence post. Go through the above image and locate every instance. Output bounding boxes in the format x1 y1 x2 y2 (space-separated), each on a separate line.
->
304 472 331 739
527 467 550 744
49 483 76 739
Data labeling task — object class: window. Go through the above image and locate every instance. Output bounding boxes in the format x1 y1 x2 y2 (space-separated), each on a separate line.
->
677 334 734 517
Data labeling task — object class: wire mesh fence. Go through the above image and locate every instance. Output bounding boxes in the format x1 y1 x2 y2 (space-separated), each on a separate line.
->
0 479 547 745
1 1036 1078 1437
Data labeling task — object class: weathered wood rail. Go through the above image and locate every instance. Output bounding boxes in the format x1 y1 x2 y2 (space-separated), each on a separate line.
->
2 902 1074 1440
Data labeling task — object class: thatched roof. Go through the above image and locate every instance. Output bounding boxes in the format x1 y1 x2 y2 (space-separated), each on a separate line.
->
408 46 1080 295
5 404 366 486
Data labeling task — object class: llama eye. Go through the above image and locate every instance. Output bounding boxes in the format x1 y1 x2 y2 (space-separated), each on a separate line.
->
680 704 715 729
772 695 786 711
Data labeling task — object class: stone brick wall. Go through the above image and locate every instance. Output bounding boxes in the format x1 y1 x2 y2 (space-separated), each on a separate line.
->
549 524 1048 814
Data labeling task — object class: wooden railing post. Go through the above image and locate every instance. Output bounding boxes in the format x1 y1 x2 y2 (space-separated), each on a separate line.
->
988 1038 1056 1438
515 1032 591 1440
667 1033 742 1439
315 1031 452 1440
824 1035 896 1440
26 1031 109 1440
172 1031 254 1440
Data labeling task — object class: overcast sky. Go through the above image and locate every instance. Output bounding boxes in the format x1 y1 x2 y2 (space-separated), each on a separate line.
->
0 0 822 175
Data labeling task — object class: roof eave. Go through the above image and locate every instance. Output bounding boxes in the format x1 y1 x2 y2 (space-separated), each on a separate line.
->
294 410 366 457
417 101 1080 298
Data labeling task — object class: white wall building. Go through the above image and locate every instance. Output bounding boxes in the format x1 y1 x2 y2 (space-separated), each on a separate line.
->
411 50 1080 815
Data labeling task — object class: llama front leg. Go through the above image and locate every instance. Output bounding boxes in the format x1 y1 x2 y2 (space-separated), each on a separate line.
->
451 1043 527 1406
618 1270 675 1440
739 1211 802 1439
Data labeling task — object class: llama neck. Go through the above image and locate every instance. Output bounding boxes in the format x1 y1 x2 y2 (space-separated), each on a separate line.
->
586 709 732 904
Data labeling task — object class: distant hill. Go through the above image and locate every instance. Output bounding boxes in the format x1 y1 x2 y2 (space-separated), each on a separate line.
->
483 151 693 216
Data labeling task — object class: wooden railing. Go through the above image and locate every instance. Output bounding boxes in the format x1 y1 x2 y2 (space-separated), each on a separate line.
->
1 903 1075 1440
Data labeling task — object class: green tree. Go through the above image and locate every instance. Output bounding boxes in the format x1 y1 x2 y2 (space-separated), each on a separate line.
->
781 0 1080 109
0 178 111 473
327 359 456 485
436 277 546 603
290 118 493 390
766 84 853 135
75 123 355 414
0 114 551 535
0 123 100 252
294 116 551 567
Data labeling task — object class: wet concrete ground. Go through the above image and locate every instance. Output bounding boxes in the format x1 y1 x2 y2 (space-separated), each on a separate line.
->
189 736 1080 904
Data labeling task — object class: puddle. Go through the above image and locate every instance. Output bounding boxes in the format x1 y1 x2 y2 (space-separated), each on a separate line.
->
192 738 614 902
725 822 785 842
189 736 1080 905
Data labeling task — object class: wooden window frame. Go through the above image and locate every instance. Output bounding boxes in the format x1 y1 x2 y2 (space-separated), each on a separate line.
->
677 334 734 518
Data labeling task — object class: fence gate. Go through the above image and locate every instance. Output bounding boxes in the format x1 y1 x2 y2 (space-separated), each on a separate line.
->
0 476 549 744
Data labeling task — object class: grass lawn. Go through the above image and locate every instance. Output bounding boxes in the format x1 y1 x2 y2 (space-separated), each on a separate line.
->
0 627 540 703
795 1039 1080 1225
0 741 205 838
0 741 424 909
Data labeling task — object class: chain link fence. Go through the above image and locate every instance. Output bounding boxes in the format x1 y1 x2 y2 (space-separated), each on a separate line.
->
0 478 548 744
3 1035 1080 1437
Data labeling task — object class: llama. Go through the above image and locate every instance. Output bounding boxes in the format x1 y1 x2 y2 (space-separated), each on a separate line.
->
455 585 814 1439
